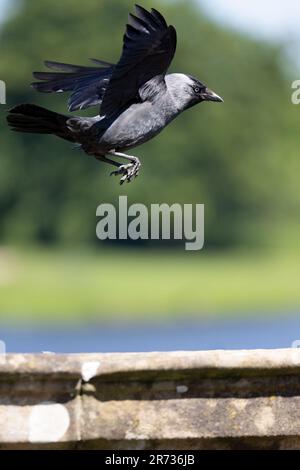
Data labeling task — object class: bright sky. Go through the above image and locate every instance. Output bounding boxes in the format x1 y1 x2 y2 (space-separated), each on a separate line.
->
0 0 9 23
1 0 300 41
201 0 300 41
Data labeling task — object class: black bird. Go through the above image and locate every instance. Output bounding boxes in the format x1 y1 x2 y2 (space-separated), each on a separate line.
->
7 4 223 184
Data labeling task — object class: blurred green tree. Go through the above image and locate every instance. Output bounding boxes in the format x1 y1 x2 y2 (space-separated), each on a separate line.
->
0 0 299 247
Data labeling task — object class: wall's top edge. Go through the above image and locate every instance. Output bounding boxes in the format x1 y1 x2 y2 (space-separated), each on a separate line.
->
0 349 300 380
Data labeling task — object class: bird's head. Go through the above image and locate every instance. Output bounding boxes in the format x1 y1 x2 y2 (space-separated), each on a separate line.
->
166 73 223 112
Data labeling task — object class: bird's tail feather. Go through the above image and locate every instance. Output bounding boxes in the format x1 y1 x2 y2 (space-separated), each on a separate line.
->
7 104 75 142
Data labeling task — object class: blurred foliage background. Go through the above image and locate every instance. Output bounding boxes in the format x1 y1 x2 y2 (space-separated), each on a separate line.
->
0 0 299 323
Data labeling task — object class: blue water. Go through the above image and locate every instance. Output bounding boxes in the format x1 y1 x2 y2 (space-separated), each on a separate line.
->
1 314 300 353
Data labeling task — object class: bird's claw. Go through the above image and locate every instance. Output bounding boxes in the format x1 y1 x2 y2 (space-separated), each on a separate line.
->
110 160 141 185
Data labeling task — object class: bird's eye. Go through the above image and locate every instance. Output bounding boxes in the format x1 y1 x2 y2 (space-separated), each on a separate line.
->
193 87 201 93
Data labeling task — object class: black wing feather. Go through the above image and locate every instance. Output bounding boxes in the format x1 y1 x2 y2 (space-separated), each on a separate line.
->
100 4 177 117
150 8 168 27
31 6 176 115
32 60 114 112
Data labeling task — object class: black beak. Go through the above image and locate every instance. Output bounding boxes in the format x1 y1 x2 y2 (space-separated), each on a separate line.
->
201 88 223 103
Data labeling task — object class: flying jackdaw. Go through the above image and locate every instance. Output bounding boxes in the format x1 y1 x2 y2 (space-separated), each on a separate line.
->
7 4 223 184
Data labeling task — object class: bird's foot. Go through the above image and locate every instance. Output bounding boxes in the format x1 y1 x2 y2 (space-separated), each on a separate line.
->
110 159 141 185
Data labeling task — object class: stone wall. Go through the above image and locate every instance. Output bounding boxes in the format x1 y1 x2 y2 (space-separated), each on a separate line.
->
1 350 300 449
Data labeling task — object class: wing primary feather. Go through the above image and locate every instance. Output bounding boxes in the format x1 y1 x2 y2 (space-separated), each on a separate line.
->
125 24 142 39
151 8 168 27
168 25 177 50
89 58 114 67
134 4 160 28
44 61 90 72
128 13 150 33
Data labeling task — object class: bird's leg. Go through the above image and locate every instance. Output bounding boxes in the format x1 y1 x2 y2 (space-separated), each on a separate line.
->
108 151 141 185
95 155 121 168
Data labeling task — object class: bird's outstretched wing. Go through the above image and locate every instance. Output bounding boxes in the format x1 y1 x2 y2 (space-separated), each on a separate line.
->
32 59 115 112
31 5 176 115
100 4 177 117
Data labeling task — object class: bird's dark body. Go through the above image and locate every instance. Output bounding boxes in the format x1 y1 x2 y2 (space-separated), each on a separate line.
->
95 82 178 152
65 77 180 156
7 4 223 183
